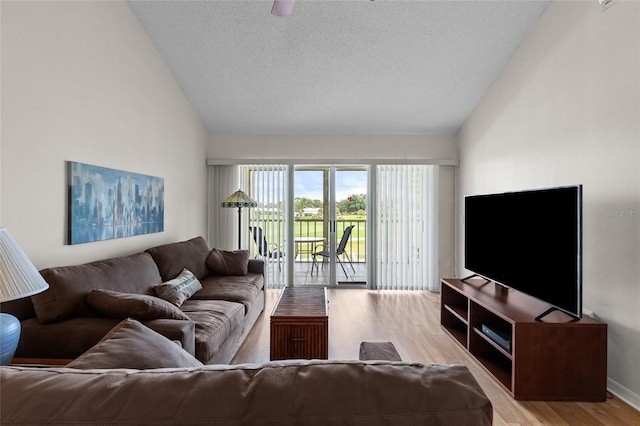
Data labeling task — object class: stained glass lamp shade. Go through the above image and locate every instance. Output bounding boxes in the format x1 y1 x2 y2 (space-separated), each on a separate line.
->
221 190 258 250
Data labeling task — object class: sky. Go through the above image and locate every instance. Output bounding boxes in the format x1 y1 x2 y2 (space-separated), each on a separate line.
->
295 170 367 202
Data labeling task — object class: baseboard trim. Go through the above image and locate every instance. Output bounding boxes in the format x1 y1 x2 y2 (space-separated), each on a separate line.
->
608 377 640 411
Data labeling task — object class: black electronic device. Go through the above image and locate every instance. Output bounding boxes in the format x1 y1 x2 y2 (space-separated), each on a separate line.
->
481 324 512 353
464 185 583 320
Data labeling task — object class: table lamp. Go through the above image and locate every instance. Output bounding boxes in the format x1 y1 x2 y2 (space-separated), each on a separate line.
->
221 189 257 250
0 228 49 365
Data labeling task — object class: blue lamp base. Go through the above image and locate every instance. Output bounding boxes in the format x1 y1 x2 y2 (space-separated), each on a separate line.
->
0 312 21 365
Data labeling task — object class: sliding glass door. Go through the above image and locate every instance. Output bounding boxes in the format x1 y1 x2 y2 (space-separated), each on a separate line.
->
294 166 368 287
219 163 437 291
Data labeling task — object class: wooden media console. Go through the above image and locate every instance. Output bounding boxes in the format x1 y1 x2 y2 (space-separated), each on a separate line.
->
441 277 607 401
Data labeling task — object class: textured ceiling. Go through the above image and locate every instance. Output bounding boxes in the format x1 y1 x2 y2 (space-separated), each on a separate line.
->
128 0 549 135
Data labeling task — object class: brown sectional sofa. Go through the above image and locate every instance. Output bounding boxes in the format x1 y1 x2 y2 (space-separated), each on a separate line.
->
0 236 265 364
0 361 493 425
0 237 494 425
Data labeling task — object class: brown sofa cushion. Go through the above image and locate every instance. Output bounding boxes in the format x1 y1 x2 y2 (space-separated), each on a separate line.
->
86 289 190 321
66 318 203 370
32 252 162 324
146 236 211 281
15 317 196 360
1 362 493 425
195 274 263 314
180 299 245 362
206 248 249 276
16 316 123 359
154 268 202 307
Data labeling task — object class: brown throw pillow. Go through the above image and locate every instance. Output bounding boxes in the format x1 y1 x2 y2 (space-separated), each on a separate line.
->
67 318 203 369
154 268 202 307
206 248 249 276
85 289 190 321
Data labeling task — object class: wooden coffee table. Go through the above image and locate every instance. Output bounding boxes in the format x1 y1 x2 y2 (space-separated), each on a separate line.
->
270 287 329 360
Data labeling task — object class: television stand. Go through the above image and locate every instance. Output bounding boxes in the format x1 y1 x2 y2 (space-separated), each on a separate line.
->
440 277 607 401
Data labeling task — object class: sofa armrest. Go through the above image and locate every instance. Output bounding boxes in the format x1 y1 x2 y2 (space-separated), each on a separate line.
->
0 297 36 321
142 319 196 356
247 259 264 276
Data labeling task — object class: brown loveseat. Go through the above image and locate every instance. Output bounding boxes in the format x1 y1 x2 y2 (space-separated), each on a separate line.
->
0 361 493 425
0 237 265 364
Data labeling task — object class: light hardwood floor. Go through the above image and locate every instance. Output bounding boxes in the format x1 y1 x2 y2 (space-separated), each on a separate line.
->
232 288 640 426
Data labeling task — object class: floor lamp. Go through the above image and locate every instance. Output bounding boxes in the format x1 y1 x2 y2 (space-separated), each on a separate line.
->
0 228 50 365
221 189 257 250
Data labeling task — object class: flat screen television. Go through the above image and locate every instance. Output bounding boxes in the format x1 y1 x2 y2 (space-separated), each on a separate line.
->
464 185 582 320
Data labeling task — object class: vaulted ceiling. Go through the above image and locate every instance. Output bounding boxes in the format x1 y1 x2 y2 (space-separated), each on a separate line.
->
128 0 550 135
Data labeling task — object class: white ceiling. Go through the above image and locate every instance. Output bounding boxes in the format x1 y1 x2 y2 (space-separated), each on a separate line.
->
128 0 549 135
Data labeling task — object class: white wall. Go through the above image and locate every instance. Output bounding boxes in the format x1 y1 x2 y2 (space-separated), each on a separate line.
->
0 2 3 227
457 0 640 406
209 134 458 165
0 1 209 268
439 166 455 279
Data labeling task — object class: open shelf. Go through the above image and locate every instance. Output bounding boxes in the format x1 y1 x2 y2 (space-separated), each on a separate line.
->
440 278 608 401
444 304 468 324
441 285 469 321
473 346 512 390
440 283 469 347
442 316 467 347
473 327 512 359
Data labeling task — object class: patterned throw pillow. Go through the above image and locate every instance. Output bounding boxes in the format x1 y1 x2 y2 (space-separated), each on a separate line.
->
86 289 190 320
206 248 249 276
154 268 202 307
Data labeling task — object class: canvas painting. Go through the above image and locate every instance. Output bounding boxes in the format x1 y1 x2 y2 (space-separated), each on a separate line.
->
68 161 164 244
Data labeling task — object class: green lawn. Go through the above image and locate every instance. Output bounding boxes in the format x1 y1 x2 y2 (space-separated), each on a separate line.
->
251 218 367 261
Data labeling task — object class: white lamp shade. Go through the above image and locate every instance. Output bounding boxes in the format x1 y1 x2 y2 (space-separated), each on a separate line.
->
0 228 49 302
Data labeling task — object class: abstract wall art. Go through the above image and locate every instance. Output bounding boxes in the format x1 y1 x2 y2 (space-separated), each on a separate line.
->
68 161 164 244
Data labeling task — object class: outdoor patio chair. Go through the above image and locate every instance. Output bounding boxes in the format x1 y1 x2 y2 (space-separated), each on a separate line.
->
311 225 356 279
249 226 285 270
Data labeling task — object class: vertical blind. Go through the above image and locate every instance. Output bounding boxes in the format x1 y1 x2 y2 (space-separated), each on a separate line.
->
376 165 439 291
207 165 239 250
240 164 289 288
208 163 438 291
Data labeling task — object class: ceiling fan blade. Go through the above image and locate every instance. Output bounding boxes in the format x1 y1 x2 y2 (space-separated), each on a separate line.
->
272 0 295 17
